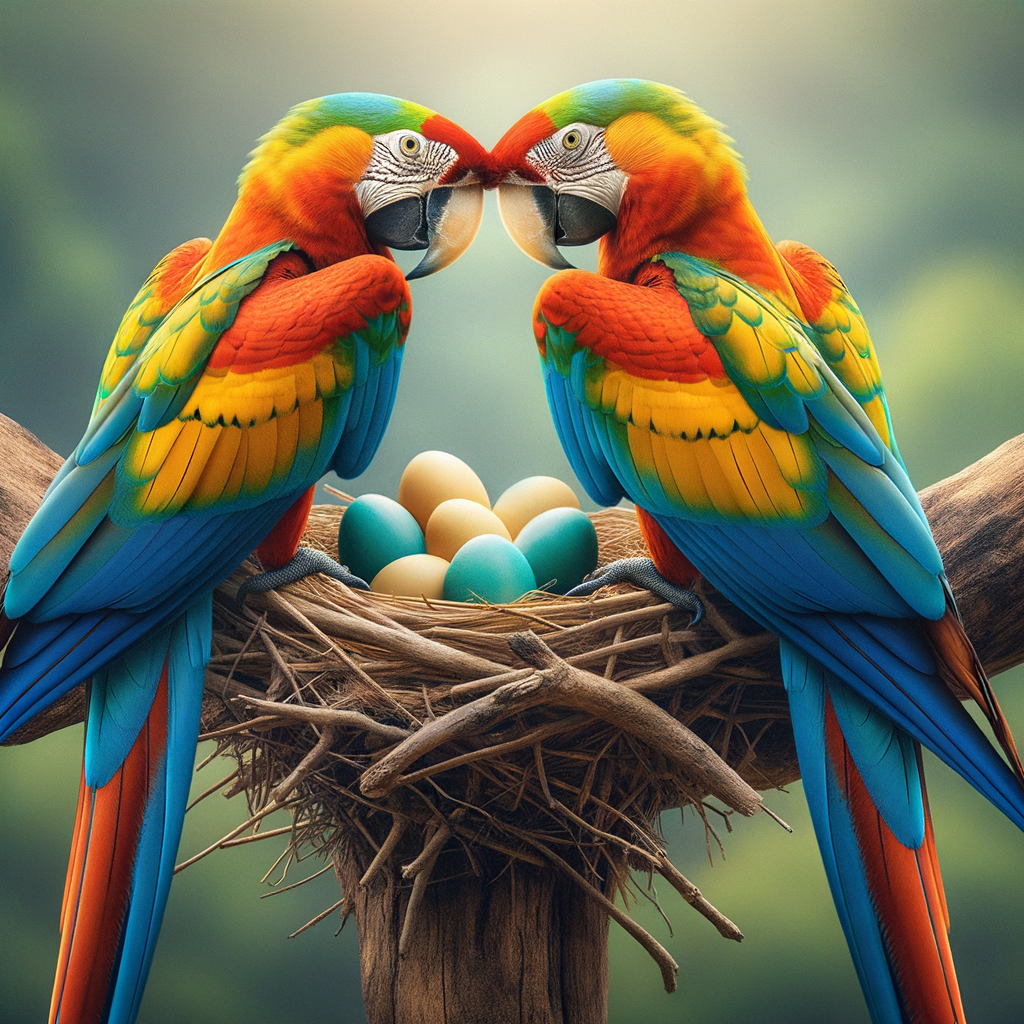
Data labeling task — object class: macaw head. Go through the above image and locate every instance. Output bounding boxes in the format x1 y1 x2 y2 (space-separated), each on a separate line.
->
238 93 488 278
490 80 745 280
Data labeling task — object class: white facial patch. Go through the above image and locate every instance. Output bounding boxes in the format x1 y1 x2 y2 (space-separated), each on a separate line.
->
356 130 458 218
526 123 626 214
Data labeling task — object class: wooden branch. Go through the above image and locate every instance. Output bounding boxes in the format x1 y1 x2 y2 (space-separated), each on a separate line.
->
360 631 762 816
0 414 63 573
920 434 1024 676
270 726 337 804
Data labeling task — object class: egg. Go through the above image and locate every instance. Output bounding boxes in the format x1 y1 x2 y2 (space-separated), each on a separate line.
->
425 498 512 562
371 554 450 600
492 476 581 539
337 494 425 584
443 535 537 604
514 507 599 594
397 451 490 531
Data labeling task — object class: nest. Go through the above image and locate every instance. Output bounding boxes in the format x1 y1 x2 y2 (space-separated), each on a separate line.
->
193 505 795 989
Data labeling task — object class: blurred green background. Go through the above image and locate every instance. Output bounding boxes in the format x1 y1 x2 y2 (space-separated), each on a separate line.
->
1 0 1023 1021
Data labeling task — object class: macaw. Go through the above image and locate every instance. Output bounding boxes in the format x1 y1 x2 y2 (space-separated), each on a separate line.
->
490 79 1024 1024
0 93 486 1024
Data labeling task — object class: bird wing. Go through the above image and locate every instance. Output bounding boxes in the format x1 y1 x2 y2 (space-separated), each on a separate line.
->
776 238 899 458
535 255 939 613
0 245 410 737
90 237 213 417
534 255 1024 830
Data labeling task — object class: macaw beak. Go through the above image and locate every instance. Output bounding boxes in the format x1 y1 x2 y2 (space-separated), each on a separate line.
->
365 182 484 280
496 182 617 270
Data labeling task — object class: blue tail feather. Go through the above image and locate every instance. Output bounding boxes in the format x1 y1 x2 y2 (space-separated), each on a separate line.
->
103 596 210 1024
783 642 913 1024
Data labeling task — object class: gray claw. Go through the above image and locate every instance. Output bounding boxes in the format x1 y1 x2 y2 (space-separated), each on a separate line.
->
238 546 370 609
565 557 704 624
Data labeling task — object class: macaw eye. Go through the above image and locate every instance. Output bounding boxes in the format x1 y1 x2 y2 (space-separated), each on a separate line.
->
562 130 582 151
400 134 422 157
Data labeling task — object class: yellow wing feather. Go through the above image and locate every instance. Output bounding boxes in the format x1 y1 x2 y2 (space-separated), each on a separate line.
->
93 238 212 415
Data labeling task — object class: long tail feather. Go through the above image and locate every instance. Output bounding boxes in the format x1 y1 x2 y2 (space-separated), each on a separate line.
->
50 598 209 1024
51 674 168 1024
785 640 964 1024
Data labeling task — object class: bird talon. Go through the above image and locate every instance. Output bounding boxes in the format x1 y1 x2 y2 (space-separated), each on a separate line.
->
237 546 370 609
565 557 704 625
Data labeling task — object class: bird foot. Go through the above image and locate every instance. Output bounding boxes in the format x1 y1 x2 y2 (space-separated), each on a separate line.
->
564 557 704 624
237 546 370 609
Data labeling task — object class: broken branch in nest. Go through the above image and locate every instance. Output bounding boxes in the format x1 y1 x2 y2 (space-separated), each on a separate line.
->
271 727 337 805
508 631 762 816
174 799 294 874
360 816 408 888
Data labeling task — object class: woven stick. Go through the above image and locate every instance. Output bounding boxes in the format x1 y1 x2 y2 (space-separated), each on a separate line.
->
237 694 410 744
654 855 743 941
271 727 337 804
627 634 777 694
360 816 407 887
288 594 508 679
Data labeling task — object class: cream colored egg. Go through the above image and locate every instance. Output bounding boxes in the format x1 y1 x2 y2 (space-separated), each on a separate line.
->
425 499 512 562
492 476 581 539
397 451 490 531
370 554 451 599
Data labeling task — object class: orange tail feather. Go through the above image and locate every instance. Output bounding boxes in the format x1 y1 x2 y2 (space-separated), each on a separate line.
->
50 670 169 1024
827 700 964 1024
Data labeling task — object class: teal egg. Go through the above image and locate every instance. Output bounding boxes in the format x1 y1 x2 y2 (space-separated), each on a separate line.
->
443 535 537 604
514 507 598 594
337 494 425 583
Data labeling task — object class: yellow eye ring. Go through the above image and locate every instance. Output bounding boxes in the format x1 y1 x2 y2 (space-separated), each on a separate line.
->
400 135 422 156
562 129 582 150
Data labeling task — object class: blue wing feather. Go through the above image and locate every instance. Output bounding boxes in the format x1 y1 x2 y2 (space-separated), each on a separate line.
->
543 365 624 507
331 340 404 478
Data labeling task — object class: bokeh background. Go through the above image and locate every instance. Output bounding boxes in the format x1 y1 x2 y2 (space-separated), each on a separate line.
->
2 1 1023 1021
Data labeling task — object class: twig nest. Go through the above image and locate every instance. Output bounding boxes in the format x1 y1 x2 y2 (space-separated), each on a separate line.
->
199 505 792 988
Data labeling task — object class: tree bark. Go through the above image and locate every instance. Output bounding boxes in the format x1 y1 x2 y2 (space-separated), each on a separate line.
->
919 433 1024 676
0 413 63 571
336 839 610 1024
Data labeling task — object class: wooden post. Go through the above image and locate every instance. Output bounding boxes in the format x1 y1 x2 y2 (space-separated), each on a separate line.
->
335 841 610 1024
